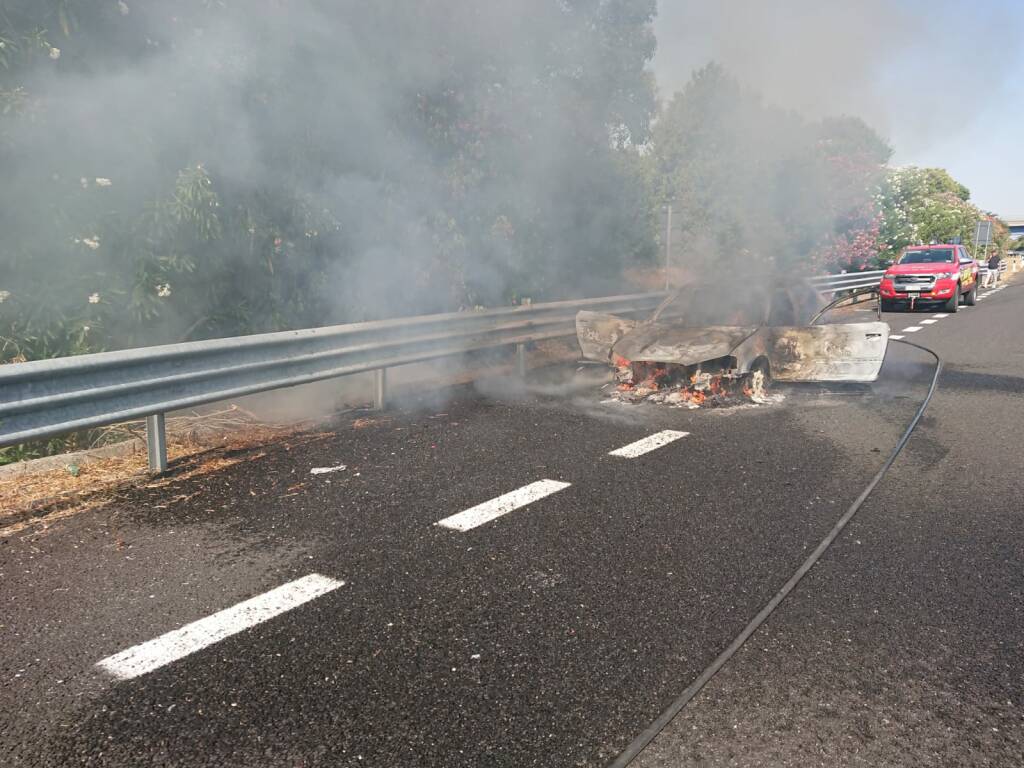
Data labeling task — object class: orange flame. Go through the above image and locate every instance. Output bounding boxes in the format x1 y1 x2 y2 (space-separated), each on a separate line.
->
614 364 756 407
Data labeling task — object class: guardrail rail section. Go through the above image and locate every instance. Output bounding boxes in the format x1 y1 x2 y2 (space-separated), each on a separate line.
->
0 293 665 472
808 270 886 294
7 266 971 473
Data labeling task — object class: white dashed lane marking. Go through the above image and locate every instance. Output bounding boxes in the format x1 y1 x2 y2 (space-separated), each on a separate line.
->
889 335 905 340
932 314 948 318
608 430 690 458
921 319 938 325
903 326 923 333
97 574 345 680
435 479 571 532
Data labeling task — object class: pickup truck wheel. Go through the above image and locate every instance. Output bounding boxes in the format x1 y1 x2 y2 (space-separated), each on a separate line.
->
964 283 977 306
944 284 960 313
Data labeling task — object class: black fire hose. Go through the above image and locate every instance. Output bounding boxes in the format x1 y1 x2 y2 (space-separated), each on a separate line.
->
606 338 941 768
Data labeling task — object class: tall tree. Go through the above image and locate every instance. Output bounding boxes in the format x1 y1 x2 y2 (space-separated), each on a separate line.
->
0 0 658 365
647 64 890 276
877 167 982 258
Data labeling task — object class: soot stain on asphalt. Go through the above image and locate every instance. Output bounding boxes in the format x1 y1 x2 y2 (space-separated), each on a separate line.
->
938 366 1024 395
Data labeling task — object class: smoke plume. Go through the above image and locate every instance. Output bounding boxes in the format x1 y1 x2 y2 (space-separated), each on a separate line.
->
0 1 658 354
653 1 1023 157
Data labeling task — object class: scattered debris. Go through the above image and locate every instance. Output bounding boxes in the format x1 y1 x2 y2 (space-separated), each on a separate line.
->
0 406 331 536
310 465 347 475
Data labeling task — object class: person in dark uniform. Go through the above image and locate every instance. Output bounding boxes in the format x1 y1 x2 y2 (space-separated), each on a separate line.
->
987 253 1002 287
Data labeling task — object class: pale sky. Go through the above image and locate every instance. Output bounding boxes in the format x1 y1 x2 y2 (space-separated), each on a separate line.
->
652 0 1024 216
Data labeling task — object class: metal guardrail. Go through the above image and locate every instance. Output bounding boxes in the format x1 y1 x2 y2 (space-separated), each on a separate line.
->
815 259 1017 291
979 260 1009 276
808 270 886 293
0 293 665 472
0 258 1008 474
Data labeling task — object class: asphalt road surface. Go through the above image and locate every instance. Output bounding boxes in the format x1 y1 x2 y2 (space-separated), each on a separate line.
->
2 281 1022 767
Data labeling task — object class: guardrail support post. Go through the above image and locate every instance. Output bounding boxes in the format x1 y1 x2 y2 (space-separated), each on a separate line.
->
146 413 168 475
373 368 388 411
515 343 527 377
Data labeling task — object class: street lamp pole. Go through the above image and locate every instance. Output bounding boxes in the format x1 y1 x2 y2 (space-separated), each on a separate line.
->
664 203 673 292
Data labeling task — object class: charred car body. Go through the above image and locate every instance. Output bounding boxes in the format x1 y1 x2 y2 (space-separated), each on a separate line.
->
576 281 889 404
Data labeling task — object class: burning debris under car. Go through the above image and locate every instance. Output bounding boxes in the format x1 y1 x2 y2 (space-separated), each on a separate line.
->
578 281 890 409
606 355 774 408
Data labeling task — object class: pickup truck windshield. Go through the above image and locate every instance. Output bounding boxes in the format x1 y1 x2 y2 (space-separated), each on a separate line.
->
899 248 955 264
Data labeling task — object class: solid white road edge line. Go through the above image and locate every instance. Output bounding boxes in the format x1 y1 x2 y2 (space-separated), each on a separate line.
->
96 574 345 680
609 430 690 458
435 480 571 532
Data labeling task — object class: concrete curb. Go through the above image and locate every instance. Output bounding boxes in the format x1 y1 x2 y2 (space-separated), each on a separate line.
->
0 438 144 479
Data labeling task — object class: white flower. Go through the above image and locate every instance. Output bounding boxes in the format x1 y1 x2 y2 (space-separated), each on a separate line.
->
82 325 91 333
82 237 100 250
88 293 100 304
156 283 171 298
95 178 113 187
49 47 61 60
0 290 10 303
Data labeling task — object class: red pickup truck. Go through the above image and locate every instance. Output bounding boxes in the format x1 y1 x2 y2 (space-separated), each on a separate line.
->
879 244 979 313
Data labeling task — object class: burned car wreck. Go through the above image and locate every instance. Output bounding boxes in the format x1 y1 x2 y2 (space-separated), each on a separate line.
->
576 281 890 407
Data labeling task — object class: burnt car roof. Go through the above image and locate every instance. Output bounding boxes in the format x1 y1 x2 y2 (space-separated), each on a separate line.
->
576 279 889 383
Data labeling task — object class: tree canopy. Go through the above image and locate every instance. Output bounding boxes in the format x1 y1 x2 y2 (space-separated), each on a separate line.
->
647 65 892 276
876 167 982 258
1 0 659 363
